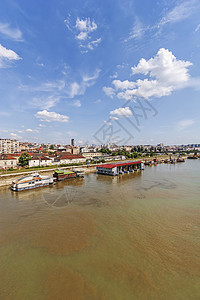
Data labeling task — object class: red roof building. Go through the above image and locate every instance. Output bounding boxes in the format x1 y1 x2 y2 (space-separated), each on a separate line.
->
97 161 144 175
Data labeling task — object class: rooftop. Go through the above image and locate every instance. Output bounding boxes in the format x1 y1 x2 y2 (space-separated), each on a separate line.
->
97 161 142 169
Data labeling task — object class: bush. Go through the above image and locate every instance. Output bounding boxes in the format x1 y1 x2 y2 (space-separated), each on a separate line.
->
8 167 14 171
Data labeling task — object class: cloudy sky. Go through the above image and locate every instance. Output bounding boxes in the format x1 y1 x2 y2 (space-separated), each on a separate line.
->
0 0 200 145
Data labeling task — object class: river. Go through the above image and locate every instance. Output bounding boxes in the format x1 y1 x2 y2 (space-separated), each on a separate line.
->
0 159 200 299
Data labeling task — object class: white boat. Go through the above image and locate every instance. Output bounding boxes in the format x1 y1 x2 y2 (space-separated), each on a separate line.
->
11 172 54 191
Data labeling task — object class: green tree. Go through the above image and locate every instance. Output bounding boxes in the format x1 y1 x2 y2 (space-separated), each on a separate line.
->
150 151 154 157
49 145 54 150
133 152 139 158
19 153 32 167
112 152 118 156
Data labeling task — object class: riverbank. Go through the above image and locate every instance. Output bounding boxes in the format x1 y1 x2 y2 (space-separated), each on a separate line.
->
0 165 96 188
0 155 185 188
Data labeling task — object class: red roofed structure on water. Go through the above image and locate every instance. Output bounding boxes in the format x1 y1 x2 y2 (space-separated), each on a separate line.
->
97 160 144 175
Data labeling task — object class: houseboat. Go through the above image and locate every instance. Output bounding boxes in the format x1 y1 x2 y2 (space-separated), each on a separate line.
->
11 173 54 191
53 170 77 181
53 168 85 181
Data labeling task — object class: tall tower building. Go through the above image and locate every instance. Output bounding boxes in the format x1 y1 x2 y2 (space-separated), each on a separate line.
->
71 139 75 147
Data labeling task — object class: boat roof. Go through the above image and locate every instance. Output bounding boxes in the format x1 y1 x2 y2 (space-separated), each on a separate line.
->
97 161 142 169
54 170 75 174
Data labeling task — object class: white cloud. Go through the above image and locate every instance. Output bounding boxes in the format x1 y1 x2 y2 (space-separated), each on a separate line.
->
25 128 39 133
112 79 136 90
110 72 118 79
131 48 192 83
159 0 197 26
10 133 22 140
103 86 115 98
65 16 101 52
104 121 112 126
124 1 198 44
72 100 81 107
108 48 192 100
110 107 133 117
84 38 102 51
0 44 21 67
82 69 101 82
68 82 81 98
75 17 97 40
35 80 65 92
0 23 23 41
124 17 145 42
26 129 33 132
195 23 200 32
76 31 88 41
68 69 100 98
19 69 100 108
177 119 195 131
31 95 60 109
110 116 119 120
36 56 44 67
35 110 69 123
94 99 102 104
64 14 72 31
19 80 65 93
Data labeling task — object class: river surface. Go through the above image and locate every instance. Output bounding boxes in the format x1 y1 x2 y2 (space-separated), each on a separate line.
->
0 160 200 300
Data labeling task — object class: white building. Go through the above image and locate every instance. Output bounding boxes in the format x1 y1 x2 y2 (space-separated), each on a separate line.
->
58 154 86 165
28 158 40 168
28 156 54 168
0 139 20 154
0 155 18 169
81 152 103 159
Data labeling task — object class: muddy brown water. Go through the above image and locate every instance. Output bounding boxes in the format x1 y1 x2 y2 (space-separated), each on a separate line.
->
0 160 200 300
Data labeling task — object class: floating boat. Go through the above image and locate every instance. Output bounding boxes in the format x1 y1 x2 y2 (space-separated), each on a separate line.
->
53 169 85 181
164 159 170 163
177 157 185 162
11 173 54 191
170 158 177 164
53 170 77 181
73 168 85 178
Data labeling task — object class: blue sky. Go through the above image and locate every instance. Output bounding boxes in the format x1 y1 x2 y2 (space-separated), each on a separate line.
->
0 0 200 145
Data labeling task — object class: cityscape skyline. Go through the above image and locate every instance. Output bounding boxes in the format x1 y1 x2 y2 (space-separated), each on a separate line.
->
0 0 200 145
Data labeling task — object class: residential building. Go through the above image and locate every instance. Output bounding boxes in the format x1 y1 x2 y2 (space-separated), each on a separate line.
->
58 154 86 165
0 139 20 154
82 152 104 159
0 154 19 169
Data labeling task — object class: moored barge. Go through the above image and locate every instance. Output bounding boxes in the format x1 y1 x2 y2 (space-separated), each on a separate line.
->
53 168 85 181
53 170 77 181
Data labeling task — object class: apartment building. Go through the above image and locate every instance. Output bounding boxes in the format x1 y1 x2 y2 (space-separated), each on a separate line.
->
0 139 20 154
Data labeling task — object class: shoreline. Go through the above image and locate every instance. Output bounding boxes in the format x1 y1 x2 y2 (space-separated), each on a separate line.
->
0 155 187 188
0 165 97 188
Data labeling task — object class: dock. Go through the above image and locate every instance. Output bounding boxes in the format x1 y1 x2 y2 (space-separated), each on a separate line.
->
97 161 144 176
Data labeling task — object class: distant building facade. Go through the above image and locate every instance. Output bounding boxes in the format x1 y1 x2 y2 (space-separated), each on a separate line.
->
0 139 20 154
